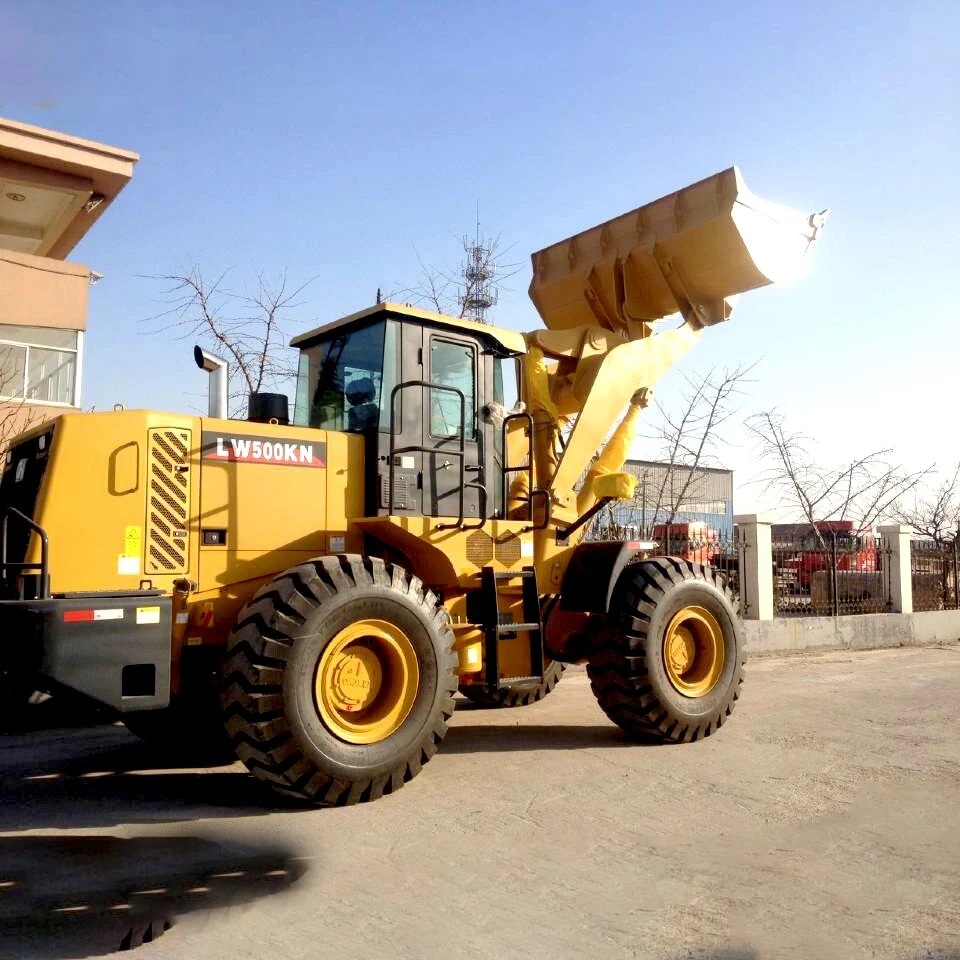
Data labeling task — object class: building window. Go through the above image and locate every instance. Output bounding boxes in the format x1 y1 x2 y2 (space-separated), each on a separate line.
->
0 325 80 406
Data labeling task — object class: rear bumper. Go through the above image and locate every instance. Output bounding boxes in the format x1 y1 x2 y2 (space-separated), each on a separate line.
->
0 593 171 712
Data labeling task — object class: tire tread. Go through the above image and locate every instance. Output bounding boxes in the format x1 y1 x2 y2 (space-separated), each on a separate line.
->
219 555 457 805
587 558 743 743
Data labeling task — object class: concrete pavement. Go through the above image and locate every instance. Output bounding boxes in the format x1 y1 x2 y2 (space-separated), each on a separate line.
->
3 645 960 959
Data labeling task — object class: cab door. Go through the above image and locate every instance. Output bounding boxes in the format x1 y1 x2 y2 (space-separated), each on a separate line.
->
422 330 483 519
392 324 483 520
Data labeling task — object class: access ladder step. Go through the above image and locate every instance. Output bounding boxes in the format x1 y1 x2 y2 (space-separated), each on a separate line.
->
496 622 540 635
476 564 546 695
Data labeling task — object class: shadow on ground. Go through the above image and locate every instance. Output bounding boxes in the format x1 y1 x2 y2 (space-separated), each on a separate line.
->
0 834 306 959
1 692 113 735
1 711 657 831
1 725 306 832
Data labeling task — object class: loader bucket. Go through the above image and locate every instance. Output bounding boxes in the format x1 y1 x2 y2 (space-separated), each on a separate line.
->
528 166 826 334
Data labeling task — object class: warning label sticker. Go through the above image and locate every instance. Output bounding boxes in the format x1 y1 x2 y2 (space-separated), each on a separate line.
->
124 525 141 556
136 606 161 625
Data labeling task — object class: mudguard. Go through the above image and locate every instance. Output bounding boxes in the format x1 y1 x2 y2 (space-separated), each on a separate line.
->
558 540 645 614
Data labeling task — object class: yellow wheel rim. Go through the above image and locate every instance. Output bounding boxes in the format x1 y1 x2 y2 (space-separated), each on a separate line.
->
314 619 419 744
662 605 725 698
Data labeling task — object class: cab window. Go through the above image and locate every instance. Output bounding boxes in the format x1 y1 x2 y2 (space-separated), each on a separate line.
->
429 338 476 439
494 354 519 410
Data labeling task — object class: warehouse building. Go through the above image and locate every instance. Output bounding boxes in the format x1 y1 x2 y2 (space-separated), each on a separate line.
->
590 458 734 542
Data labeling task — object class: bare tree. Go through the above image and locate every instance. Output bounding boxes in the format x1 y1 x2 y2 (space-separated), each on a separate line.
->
0 352 44 450
746 409 930 542
0 404 42 451
143 266 315 415
392 233 522 322
589 362 756 541
892 463 960 544
645 362 756 531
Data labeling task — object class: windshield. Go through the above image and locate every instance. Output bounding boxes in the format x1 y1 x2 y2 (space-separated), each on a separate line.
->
293 320 395 432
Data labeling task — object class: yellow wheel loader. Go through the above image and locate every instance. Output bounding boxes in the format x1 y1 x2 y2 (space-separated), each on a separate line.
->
0 168 825 803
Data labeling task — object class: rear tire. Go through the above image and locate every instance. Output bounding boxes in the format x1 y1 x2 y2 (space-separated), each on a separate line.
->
588 558 743 742
219 556 457 805
459 660 565 707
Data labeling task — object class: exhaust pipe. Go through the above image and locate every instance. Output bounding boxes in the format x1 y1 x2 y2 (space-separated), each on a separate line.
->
193 345 229 419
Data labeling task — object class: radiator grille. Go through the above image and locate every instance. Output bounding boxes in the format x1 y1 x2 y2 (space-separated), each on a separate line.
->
146 428 190 574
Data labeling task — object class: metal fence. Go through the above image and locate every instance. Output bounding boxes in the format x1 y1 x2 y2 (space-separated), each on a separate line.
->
582 521 960 620
710 539 741 612
772 532 891 617
910 539 960 612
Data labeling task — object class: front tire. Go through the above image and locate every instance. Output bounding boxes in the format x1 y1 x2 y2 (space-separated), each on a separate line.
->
219 556 457 805
588 558 743 742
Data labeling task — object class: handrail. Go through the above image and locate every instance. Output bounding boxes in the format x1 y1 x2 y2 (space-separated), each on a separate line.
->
526 489 554 532
461 480 489 531
501 411 553 530
501 412 534 521
2 506 51 599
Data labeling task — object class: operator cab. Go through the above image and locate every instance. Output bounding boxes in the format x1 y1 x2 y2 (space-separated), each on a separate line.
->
291 302 525 521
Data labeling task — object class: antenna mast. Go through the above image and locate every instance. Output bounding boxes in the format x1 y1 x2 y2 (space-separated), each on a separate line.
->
458 205 498 324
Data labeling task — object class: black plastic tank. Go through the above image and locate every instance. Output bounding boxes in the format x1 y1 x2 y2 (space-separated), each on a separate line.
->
247 392 289 425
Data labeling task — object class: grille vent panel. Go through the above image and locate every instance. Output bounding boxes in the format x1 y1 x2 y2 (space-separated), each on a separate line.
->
466 531 494 566
494 533 522 566
146 428 191 574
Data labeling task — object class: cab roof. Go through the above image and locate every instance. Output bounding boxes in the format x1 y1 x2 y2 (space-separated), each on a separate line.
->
290 301 527 355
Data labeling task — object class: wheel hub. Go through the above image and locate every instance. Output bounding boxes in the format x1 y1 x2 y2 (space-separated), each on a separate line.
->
662 606 725 698
667 627 696 675
328 647 383 713
314 619 419 745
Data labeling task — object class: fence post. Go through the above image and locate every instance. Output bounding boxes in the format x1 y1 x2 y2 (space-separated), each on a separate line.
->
953 539 959 610
733 513 774 620
830 531 839 617
878 524 913 614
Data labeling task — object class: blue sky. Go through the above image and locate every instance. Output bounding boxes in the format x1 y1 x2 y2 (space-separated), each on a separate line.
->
4 0 958 511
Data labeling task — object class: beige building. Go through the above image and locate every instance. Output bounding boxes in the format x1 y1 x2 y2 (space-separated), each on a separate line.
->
0 116 138 438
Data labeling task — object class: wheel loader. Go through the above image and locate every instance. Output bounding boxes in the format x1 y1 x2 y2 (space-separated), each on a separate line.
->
0 167 825 804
